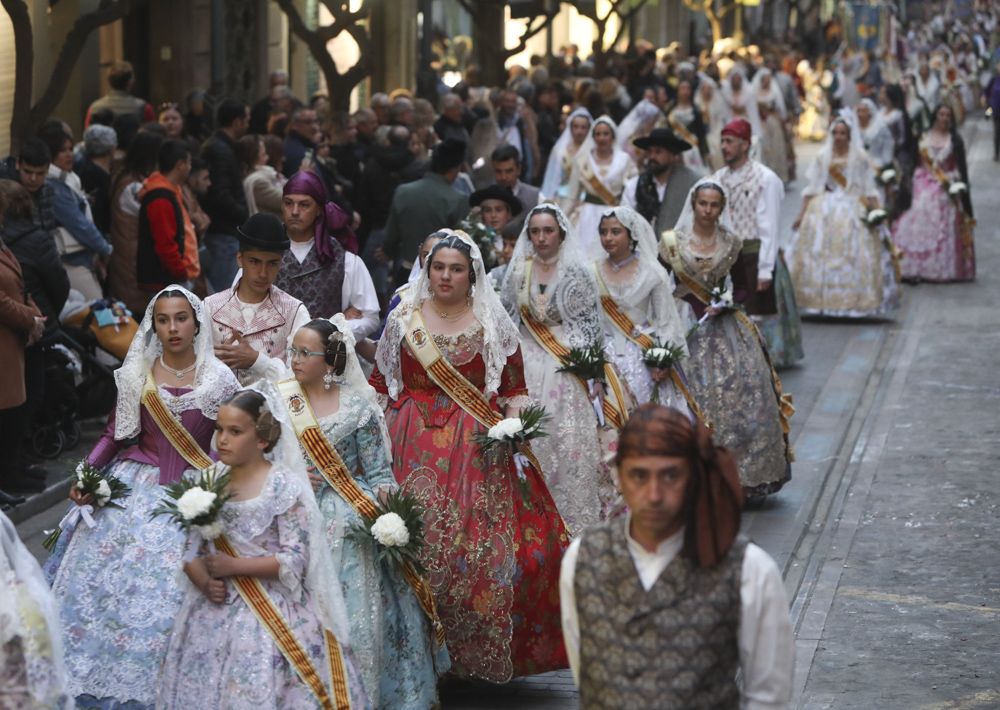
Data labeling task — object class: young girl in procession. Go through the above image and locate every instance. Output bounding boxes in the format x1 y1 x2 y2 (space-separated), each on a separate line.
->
891 103 976 282
156 386 369 709
371 230 569 684
45 285 239 709
281 315 448 708
790 113 900 319
593 206 695 416
562 116 638 260
500 205 633 531
662 180 793 499
540 107 593 200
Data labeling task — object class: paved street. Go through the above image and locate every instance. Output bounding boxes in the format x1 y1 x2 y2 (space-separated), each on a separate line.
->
14 122 999 709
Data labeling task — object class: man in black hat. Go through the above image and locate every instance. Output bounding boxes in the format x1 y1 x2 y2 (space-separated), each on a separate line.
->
622 128 702 233
470 183 523 234
203 212 310 385
382 138 469 286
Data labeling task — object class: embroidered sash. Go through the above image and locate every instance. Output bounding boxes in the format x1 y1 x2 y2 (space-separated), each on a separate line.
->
919 146 976 249
403 308 550 474
275 378 446 646
593 265 704 420
581 160 619 207
668 114 699 149
516 260 629 430
827 163 849 190
213 534 352 710
141 372 214 471
660 232 794 459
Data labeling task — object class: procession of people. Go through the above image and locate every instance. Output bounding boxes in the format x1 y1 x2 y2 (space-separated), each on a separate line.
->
1 2 996 708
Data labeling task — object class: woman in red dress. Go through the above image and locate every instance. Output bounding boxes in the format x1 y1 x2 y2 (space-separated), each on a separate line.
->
370 230 569 683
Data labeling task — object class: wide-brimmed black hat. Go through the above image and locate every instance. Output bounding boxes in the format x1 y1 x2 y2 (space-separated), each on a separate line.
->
470 184 523 216
633 127 692 154
237 212 290 252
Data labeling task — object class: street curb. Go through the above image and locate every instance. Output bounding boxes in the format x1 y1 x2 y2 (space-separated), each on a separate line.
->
5 477 73 525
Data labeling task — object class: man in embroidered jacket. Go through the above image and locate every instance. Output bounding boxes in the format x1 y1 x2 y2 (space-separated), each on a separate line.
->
204 213 310 385
560 404 793 709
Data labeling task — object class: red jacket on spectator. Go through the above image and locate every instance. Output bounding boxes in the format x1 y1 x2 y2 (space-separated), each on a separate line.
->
136 172 200 291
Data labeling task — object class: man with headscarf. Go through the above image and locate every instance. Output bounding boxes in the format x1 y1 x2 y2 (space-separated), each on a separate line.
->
559 404 793 709
203 212 310 385
621 128 701 233
710 118 803 368
274 170 379 338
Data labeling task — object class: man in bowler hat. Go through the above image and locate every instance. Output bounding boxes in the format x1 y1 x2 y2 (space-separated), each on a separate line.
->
622 127 702 233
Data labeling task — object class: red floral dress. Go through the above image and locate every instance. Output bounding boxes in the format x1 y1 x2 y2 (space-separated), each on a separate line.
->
370 324 569 682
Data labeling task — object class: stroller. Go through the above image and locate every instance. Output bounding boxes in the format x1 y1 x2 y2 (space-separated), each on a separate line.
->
26 297 135 460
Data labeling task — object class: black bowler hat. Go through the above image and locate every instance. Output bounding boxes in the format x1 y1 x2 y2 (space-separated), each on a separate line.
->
470 184 523 216
237 213 290 252
633 127 692 154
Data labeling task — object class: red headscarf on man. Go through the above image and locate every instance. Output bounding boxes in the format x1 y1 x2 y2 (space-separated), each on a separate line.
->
721 117 753 142
616 404 744 568
283 170 358 260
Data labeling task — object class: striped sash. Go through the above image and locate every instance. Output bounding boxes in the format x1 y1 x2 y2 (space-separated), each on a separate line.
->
141 372 214 471
275 378 446 646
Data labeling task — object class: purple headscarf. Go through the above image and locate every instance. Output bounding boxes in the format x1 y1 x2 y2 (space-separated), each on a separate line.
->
283 170 358 261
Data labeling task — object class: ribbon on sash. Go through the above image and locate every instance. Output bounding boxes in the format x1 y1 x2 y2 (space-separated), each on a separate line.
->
593 265 704 421
581 160 619 207
276 378 446 646
668 114 699 150
660 230 795 460
141 371 214 471
213 533 352 710
516 260 630 430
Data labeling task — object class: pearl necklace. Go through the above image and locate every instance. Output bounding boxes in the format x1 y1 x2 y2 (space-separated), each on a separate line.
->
608 253 637 272
159 355 196 380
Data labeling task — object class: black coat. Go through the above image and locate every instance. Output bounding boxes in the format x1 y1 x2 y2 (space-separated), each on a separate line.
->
199 131 249 236
1 217 69 336
356 145 426 241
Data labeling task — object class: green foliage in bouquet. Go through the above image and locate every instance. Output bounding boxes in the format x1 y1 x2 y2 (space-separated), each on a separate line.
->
556 342 607 382
42 461 131 551
349 488 427 574
151 467 232 532
472 404 550 457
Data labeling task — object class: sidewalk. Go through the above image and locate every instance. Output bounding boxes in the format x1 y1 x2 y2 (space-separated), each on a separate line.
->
795 121 1000 708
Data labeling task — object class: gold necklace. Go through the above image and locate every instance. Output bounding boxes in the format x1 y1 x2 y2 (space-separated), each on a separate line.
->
535 254 559 272
432 296 472 320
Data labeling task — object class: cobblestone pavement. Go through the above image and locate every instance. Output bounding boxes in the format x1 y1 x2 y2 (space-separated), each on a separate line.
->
15 126 999 709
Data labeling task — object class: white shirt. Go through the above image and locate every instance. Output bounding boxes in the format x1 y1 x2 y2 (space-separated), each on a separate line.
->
288 241 380 339
204 285 312 384
621 174 667 212
711 160 784 280
559 520 794 709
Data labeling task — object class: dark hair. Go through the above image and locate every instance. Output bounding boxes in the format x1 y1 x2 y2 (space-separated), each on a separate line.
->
0 179 32 219
108 61 134 91
300 319 348 375
119 131 163 184
387 125 411 148
222 390 282 453
690 181 726 209
113 113 141 152
158 139 191 174
426 235 476 284
17 138 52 168
190 157 209 174
490 144 521 166
262 134 284 170
236 134 263 176
599 212 637 251
216 98 248 129
90 108 115 127
153 289 200 334
527 205 566 241
929 103 956 133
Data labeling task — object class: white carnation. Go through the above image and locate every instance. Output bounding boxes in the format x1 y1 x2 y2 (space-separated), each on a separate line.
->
370 512 410 547
195 520 224 541
176 487 217 521
880 169 897 182
488 418 524 441
866 209 888 224
949 182 967 195
95 479 112 505
647 347 669 360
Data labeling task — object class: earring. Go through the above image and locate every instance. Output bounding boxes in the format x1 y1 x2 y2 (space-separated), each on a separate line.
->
469 283 477 299
323 370 335 390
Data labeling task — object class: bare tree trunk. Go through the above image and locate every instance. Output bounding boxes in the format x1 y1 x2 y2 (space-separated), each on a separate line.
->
1 0 33 153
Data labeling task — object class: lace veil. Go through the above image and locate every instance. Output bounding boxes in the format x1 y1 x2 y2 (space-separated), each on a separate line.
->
720 65 761 136
750 68 787 119
802 108 878 198
243 379 352 646
615 98 662 153
499 203 603 349
376 229 521 400
673 177 737 235
0 512 70 708
540 107 592 198
114 285 235 440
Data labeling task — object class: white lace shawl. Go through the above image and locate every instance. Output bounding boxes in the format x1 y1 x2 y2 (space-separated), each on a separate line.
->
241 380 352 646
750 68 787 119
0 512 70 708
114 285 238 440
673 177 737 235
857 98 895 167
802 110 879 200
376 229 521 401
500 203 604 349
540 107 592 198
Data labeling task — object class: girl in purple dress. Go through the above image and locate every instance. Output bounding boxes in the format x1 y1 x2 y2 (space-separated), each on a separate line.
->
45 286 239 709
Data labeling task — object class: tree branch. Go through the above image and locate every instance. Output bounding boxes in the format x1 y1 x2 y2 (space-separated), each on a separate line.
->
611 0 650 49
503 10 558 60
1 0 33 152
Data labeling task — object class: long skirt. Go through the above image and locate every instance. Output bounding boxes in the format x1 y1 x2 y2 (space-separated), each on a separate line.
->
756 254 805 369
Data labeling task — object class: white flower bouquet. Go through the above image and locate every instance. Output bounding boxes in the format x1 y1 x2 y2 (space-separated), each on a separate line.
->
152 467 232 555
350 489 426 573
642 339 686 370
948 181 967 196
472 405 549 480
878 168 897 184
865 208 889 227
42 461 132 551
557 342 610 425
